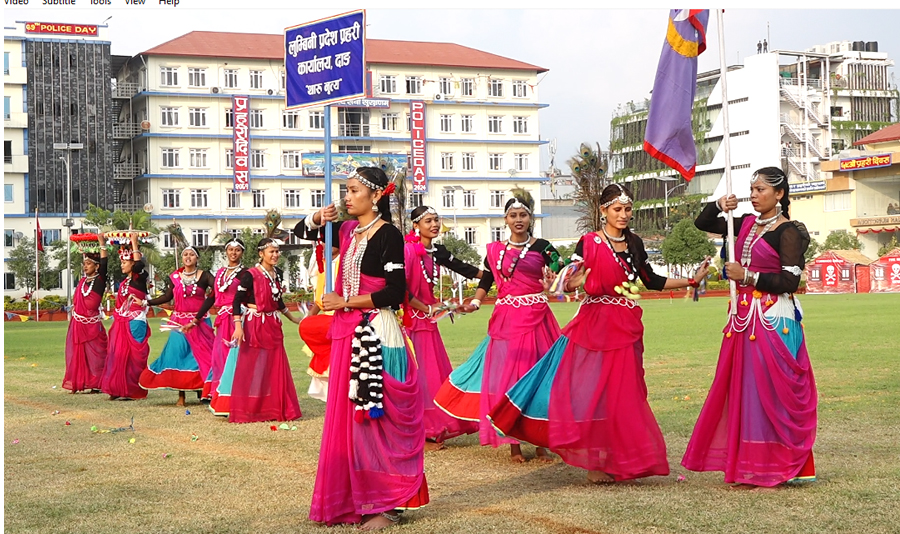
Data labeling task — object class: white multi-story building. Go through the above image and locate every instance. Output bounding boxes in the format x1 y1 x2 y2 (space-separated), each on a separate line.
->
113 31 549 265
608 40 896 236
4 34 29 295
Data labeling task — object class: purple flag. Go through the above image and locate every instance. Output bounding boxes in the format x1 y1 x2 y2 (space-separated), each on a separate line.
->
643 9 709 181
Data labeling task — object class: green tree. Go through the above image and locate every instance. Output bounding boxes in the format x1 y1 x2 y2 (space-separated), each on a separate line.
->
660 219 715 273
440 232 482 266
805 237 822 263
877 235 900 258
7 237 62 293
568 143 609 233
822 230 862 251
554 242 577 262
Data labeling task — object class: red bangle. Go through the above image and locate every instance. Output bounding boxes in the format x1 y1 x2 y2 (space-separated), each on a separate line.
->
688 278 699 288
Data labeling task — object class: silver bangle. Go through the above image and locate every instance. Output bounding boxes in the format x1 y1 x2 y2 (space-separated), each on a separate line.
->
305 214 323 231
470 298 481 310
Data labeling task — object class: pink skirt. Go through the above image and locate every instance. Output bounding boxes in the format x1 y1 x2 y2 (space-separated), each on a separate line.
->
101 317 150 399
63 319 108 392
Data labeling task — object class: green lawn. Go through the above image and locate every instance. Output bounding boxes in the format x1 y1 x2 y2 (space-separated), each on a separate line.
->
4 294 900 533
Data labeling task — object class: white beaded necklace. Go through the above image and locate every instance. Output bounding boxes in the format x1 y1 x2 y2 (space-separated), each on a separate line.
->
602 226 626 243
420 253 439 286
354 216 379 235
741 218 778 268
80 274 99 298
598 233 636 282
217 265 241 293
496 234 533 281
257 264 282 301
179 269 199 299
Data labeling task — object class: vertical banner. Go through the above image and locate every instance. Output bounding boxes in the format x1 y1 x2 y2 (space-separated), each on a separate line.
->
410 100 427 192
232 95 250 192
284 10 366 109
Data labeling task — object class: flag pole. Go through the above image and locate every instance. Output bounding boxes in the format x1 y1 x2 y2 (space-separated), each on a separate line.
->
716 9 737 314
35 208 40 323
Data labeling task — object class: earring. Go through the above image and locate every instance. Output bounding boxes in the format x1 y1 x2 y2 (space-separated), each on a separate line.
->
414 228 420 236
372 203 379 214
600 215 607 225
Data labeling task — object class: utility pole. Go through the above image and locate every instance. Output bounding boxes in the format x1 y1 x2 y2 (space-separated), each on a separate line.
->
54 142 83 318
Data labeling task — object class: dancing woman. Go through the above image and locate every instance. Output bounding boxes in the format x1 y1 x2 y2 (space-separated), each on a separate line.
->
63 233 109 393
101 232 151 400
199 237 245 416
228 237 302 423
489 183 709 483
404 205 482 449
682 167 817 487
138 246 215 406
301 167 428 531
433 190 563 463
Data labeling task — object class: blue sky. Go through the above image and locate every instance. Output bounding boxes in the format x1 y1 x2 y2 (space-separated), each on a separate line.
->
8 6 899 172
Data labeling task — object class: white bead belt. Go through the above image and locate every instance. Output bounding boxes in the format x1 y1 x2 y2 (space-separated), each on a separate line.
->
409 308 430 320
171 310 207 325
72 310 102 324
581 295 638 309
246 308 280 324
495 293 549 308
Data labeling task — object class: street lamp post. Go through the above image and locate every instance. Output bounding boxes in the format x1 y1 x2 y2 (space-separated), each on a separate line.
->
659 176 687 232
445 185 465 300
54 142 83 318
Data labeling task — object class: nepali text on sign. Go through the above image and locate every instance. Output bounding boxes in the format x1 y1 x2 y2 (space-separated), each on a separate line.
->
839 153 893 171
232 96 251 192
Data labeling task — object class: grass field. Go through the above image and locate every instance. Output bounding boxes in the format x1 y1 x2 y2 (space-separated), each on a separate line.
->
4 294 900 533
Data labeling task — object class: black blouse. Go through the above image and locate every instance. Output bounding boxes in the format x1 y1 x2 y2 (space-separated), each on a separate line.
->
147 270 215 316
122 259 149 295
573 234 668 291
432 244 482 280
477 238 560 292
293 219 407 309
196 267 244 319
695 202 810 294
232 267 287 315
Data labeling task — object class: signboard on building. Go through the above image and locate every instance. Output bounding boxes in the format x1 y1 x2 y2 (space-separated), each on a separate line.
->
850 215 900 227
232 96 251 192
410 100 427 192
839 153 892 171
790 180 827 193
284 10 366 109
335 98 391 108
25 22 98 36
301 153 407 177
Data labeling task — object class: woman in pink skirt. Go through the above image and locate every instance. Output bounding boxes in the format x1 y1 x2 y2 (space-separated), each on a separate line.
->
434 192 564 463
229 237 302 423
101 232 151 400
63 233 109 393
403 205 481 450
300 167 428 530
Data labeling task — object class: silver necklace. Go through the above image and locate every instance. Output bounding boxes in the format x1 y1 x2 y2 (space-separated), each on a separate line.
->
421 252 439 286
179 269 199 299
354 217 379 235
741 219 778 267
80 274 99 298
217 265 241 293
602 226 626 243
496 236 533 281
508 234 530 246
755 205 782 226
257 264 282 301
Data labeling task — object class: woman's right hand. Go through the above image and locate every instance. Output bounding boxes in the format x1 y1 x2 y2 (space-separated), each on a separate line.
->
566 265 591 292
317 203 338 224
230 323 243 346
718 194 738 213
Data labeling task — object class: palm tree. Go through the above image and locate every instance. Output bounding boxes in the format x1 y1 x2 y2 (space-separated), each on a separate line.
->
569 143 609 234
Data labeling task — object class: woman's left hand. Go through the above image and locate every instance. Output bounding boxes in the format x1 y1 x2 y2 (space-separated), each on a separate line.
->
321 292 343 312
181 320 196 334
694 257 711 283
723 262 744 282
541 266 555 292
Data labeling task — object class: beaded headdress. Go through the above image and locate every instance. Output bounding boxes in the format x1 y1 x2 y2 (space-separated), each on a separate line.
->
348 171 396 196
750 170 786 187
257 239 283 251
505 187 535 215
182 245 199 256
412 207 438 223
224 238 245 250
118 246 136 261
601 183 633 208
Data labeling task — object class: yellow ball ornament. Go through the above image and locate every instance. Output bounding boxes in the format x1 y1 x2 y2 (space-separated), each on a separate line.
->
782 327 790 335
749 334 757 341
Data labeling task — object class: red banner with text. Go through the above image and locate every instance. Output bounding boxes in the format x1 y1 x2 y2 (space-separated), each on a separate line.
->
410 101 427 192
232 96 250 192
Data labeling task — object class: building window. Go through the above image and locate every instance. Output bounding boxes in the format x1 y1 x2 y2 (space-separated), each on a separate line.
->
310 189 325 208
439 114 452 133
4 229 14 247
439 77 452 95
161 148 180 168
161 232 174 248
160 66 178 86
489 78 503 97
840 267 851 281
515 153 529 172
461 78 474 97
224 69 238 88
280 70 286 90
283 111 300 129
249 70 263 89
405 76 422 94
491 226 504 242
225 149 233 168
5 272 15 290
227 190 241 209
513 116 528 134
462 152 476 171
461 115 474 133
381 112 399 132
380 75 396 94
405 113 411 131
252 190 266 208
309 111 325 129
188 67 206 87
162 189 181 208
488 116 503 134
409 192 424 208
464 227 477 245
463 190 476 208
282 151 301 169
4 184 13 202
441 152 454 171
189 148 208 168
160 106 179 127
192 229 209 248
251 149 265 169
225 108 233 128
284 189 302 208
3 97 9 120
339 184 348 200
38 229 60 247
250 109 264 129
824 191 850 212
489 153 503 171
442 189 455 209
809 267 820 281
512 80 528 98
190 189 208 208
188 108 207 127
490 190 504 208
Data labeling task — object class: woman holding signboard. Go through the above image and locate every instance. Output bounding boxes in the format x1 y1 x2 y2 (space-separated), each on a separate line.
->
682 167 818 486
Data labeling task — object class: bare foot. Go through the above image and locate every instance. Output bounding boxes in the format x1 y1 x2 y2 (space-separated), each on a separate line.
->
535 447 555 463
424 440 446 452
510 444 526 463
107 395 119 401
176 392 186 407
587 471 615 484
358 512 399 531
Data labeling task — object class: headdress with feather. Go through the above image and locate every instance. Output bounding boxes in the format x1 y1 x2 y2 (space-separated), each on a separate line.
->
507 186 535 215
